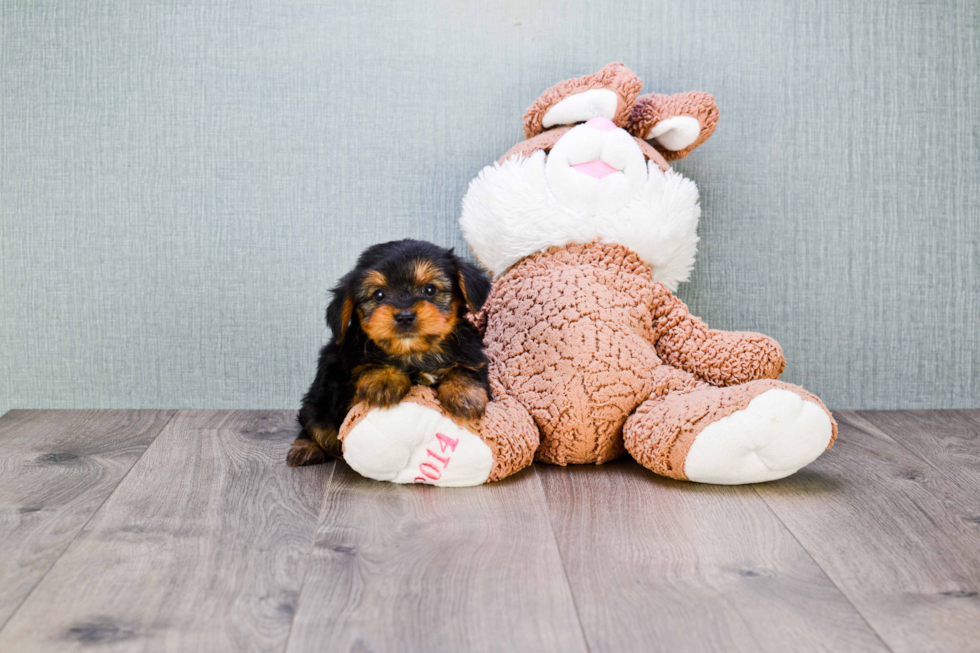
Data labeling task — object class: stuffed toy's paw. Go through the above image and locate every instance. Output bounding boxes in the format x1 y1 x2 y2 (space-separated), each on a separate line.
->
682 388 833 484
339 386 540 486
624 380 836 485
341 401 494 487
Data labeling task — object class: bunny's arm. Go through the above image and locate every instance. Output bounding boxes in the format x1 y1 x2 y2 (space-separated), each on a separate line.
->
649 283 785 387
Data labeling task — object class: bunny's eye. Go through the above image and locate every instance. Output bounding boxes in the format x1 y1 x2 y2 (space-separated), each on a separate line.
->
422 283 437 297
372 290 386 302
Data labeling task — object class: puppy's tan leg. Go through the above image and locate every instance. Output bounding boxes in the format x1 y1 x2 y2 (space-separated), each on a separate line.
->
354 365 411 408
436 367 489 421
287 425 341 467
287 439 327 467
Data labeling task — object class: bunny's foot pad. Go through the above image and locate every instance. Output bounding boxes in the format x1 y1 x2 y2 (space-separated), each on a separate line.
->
343 402 493 486
684 389 833 485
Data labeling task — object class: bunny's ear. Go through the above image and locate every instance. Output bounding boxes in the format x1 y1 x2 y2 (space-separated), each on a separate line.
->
523 63 643 139
626 92 719 161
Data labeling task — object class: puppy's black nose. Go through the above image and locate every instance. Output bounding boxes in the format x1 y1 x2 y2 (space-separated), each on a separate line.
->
394 310 416 327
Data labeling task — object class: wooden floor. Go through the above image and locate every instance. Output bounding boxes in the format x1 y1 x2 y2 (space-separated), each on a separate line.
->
0 410 978 652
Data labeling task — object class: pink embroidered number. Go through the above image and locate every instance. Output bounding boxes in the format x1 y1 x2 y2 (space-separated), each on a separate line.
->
436 432 459 453
426 449 450 467
419 462 441 480
414 432 460 484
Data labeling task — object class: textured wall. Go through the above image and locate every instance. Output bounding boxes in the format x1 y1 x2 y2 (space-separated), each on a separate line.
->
1 0 978 413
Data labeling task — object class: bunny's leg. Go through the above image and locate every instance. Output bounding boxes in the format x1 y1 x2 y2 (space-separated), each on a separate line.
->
624 369 836 484
338 386 539 486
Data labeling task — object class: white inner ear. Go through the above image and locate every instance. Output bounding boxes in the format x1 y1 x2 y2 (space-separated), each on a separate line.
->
646 115 702 151
542 89 618 128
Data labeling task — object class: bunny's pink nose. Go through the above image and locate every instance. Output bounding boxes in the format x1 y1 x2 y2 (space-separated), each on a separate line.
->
586 116 617 131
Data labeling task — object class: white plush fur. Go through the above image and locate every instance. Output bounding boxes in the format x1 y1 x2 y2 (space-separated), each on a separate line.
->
683 389 834 484
343 402 493 487
646 115 702 151
460 144 701 291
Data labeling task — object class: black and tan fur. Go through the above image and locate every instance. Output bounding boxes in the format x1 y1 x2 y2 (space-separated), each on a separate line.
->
287 239 492 467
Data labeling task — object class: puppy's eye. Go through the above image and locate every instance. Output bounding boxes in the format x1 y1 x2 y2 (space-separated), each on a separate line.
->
372 290 386 302
422 283 437 297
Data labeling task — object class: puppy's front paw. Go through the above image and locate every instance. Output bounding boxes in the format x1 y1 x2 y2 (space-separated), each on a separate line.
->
287 438 329 467
308 425 343 458
437 372 489 421
355 366 411 408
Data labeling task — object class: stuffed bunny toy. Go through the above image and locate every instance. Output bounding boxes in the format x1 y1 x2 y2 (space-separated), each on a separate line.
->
337 63 836 486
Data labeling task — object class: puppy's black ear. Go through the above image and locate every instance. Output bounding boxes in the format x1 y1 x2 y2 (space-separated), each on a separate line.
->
455 258 491 314
326 273 356 343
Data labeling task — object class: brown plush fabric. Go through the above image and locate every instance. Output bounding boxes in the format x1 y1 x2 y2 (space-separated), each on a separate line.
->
626 92 720 161
635 138 672 172
650 285 786 386
623 378 837 480
482 242 657 464
498 126 572 164
477 241 822 467
339 385 539 482
522 63 642 139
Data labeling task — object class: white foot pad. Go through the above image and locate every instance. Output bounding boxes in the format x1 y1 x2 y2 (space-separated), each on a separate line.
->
343 402 493 487
684 389 833 485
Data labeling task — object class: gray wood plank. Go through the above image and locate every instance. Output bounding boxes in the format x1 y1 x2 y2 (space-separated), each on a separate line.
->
0 410 174 629
0 410 330 653
538 459 887 653
286 464 588 653
754 410 980 653
858 410 980 497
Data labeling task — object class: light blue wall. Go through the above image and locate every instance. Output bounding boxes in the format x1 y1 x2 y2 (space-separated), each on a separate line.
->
2 0 978 412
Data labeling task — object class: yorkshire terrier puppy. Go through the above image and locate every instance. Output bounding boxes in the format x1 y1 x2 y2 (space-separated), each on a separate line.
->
287 239 493 467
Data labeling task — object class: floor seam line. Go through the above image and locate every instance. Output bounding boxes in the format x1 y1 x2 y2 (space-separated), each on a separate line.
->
0 409 179 634
534 466 593 653
851 410 976 485
751 483 895 653
281 459 338 653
